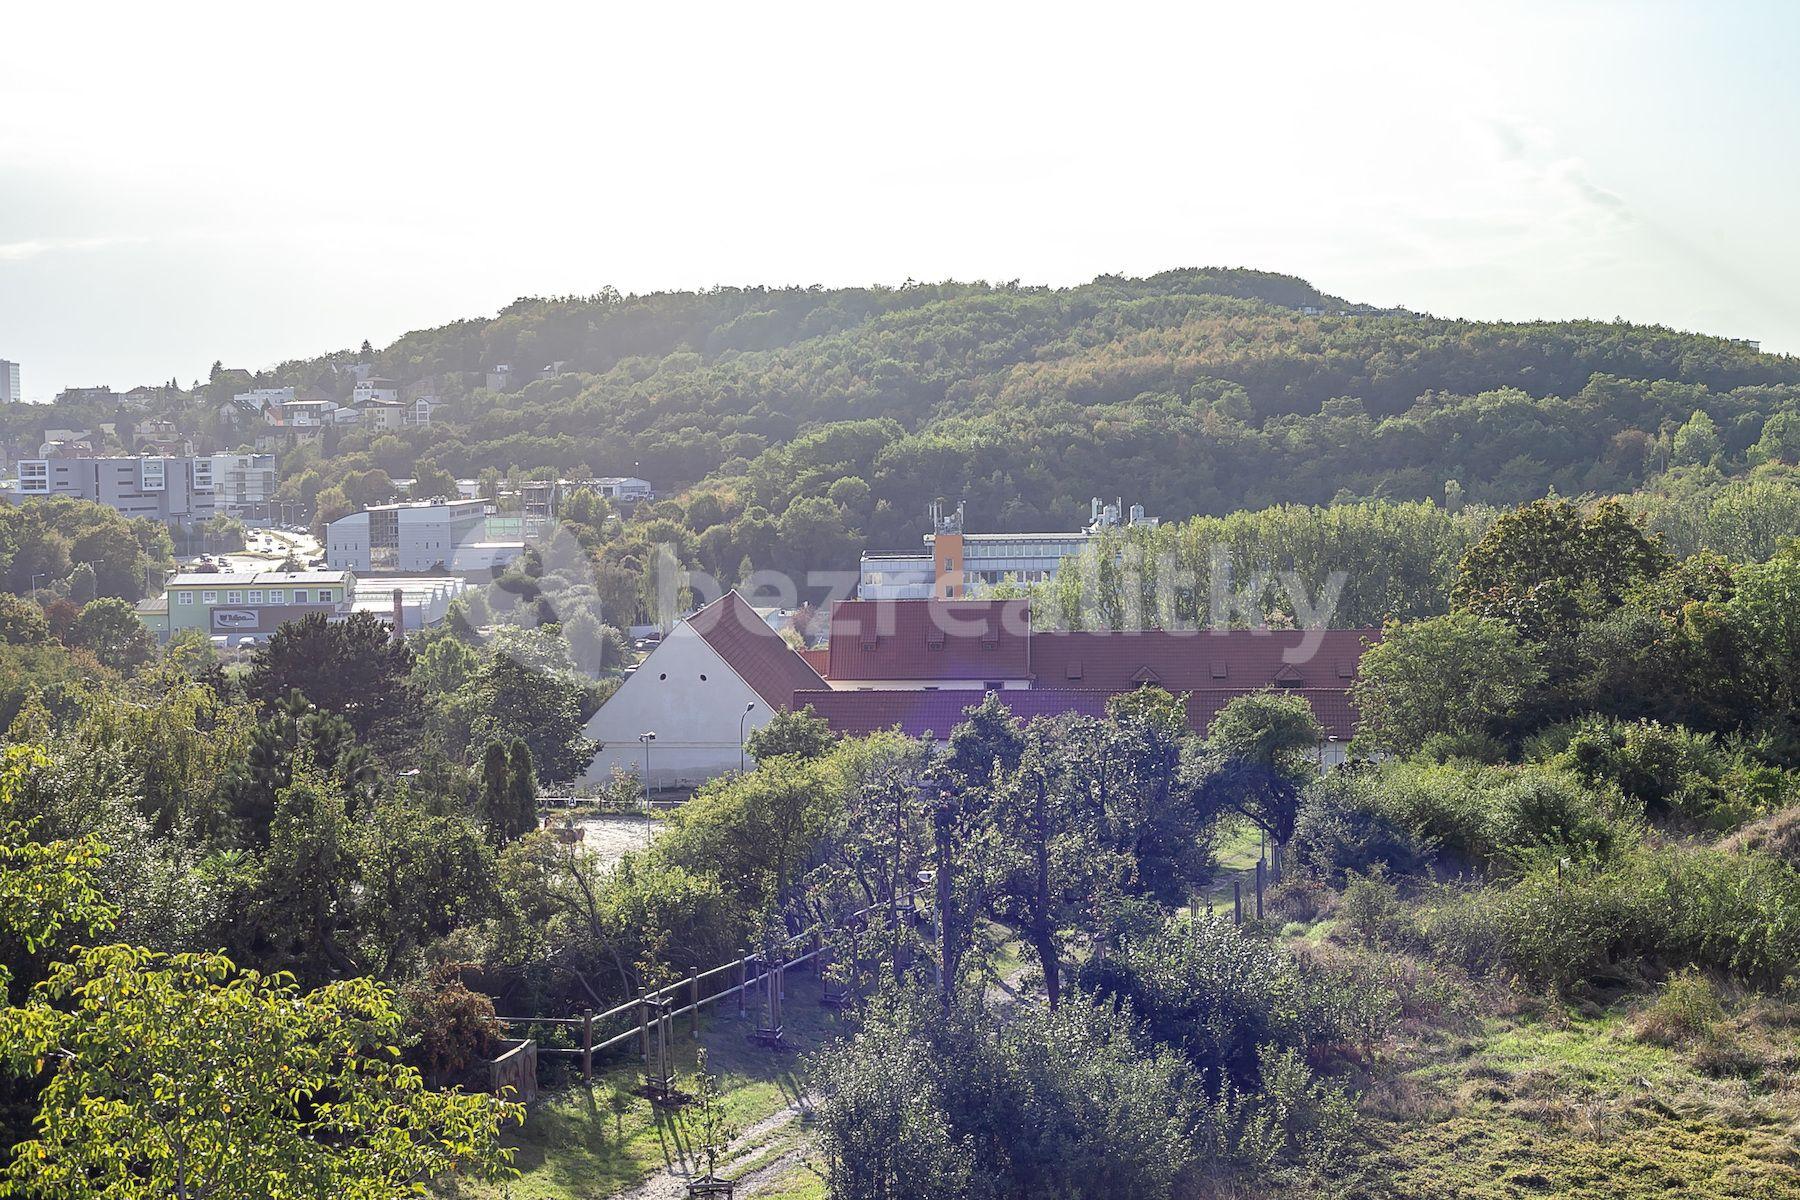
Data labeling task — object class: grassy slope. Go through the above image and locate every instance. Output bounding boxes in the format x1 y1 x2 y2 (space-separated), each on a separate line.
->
441 836 1800 1200
1351 1005 1800 1199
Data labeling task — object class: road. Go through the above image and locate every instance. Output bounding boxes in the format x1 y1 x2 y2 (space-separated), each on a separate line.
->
189 527 324 575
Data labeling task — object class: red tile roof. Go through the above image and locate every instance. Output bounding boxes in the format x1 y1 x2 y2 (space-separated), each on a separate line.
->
1029 628 1379 691
690 591 827 708
796 686 1361 741
826 599 1033 681
797 647 831 676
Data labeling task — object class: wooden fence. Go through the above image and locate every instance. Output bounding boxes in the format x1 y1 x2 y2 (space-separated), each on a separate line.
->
496 886 931 1081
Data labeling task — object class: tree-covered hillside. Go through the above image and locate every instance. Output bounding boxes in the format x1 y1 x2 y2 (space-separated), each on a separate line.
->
270 268 1798 534
12 268 1800 609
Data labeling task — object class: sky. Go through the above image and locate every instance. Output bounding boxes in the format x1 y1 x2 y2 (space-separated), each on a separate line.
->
2 0 1797 400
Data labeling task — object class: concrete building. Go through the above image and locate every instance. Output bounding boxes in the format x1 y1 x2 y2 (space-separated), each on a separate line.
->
13 455 215 526
0 360 20 405
351 377 399 406
581 591 829 787
325 498 501 572
152 568 355 644
210 453 279 515
858 498 1159 600
593 476 653 504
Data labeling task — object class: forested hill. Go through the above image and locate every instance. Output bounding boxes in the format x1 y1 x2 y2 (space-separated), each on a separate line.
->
255 267 1795 543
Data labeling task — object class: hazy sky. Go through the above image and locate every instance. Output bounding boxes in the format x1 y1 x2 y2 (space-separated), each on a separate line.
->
3 0 1796 400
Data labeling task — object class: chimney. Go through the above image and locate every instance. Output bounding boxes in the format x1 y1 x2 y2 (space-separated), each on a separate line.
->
391 588 405 643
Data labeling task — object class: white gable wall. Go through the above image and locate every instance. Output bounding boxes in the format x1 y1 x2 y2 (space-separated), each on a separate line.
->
581 622 774 787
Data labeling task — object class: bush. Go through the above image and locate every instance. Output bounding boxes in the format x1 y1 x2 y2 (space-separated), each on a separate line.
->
1081 915 1392 1087
1422 846 1800 991
1195 1044 1357 1176
1291 771 1434 884
1366 761 1638 877
1558 717 1779 831
1635 968 1725 1046
399 964 500 1086
1341 870 1404 947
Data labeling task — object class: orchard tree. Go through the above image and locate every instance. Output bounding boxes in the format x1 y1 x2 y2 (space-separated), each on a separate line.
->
1201 690 1323 846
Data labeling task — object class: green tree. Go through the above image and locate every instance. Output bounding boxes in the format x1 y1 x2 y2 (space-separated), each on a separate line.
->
68 597 155 672
246 612 421 755
480 741 514 843
1748 411 1800 467
1670 408 1723 467
1452 498 1672 641
1 945 518 1198
1352 613 1544 755
1201 690 1324 846
507 739 539 839
0 594 48 646
744 705 837 763
467 655 596 785
65 561 97 604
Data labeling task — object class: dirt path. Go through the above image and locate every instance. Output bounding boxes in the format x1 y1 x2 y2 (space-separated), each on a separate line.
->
612 1101 813 1199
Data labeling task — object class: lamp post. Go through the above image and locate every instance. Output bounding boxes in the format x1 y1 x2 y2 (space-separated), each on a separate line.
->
638 732 656 848
738 702 756 773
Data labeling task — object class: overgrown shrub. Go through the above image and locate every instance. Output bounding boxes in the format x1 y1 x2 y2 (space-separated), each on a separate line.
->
1419 846 1800 991
813 987 1196 1200
1081 916 1393 1087
1341 870 1404 947
1557 717 1786 831
1635 968 1725 1045
1194 1044 1357 1176
1386 761 1639 876
1291 771 1433 884
399 963 500 1086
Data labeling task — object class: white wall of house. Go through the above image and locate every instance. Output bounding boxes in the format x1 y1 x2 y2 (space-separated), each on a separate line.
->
581 623 775 787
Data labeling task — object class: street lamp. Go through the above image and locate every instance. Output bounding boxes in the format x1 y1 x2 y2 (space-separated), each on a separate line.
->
638 732 656 848
29 573 46 592
738 702 756 773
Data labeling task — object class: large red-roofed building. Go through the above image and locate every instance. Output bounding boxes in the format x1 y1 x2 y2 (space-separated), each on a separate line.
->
582 593 1376 786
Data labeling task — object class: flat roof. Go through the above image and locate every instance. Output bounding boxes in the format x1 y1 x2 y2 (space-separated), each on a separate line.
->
361 498 487 512
168 569 352 588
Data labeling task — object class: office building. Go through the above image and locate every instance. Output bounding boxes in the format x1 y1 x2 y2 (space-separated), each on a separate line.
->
150 569 356 643
210 453 279 514
324 498 521 573
0 360 19 405
12 455 215 526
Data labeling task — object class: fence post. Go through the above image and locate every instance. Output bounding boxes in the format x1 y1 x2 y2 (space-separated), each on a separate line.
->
581 1008 594 1081
1233 879 1242 926
638 993 650 1066
690 974 700 1038
1255 860 1265 921
738 956 750 1018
